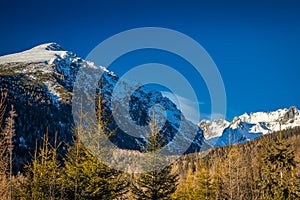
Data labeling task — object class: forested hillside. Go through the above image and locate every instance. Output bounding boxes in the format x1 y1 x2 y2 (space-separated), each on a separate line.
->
1 91 300 199
173 126 300 199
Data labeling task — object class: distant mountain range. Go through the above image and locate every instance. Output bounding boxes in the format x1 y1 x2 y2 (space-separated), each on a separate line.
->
199 106 300 146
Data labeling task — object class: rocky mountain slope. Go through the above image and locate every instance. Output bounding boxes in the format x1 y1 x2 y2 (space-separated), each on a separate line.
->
0 43 206 170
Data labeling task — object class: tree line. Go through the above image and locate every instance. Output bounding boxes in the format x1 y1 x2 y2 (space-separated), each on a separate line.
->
0 93 178 200
1 91 300 199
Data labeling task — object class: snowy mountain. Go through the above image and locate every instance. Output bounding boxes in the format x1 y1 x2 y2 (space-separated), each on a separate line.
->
199 106 300 147
0 43 206 170
1 42 298 171
198 119 230 139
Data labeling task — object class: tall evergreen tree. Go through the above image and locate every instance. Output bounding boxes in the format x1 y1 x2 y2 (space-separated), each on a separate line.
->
131 115 178 200
62 137 118 200
258 127 300 199
20 134 62 200
62 90 128 200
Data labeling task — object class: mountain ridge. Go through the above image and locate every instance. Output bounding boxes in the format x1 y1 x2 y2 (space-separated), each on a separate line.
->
0 43 206 171
199 106 300 146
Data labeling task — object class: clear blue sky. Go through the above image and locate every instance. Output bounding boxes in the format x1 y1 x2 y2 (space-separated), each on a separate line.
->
1 0 300 121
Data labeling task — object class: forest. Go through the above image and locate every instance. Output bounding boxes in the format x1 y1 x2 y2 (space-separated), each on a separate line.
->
1 92 300 200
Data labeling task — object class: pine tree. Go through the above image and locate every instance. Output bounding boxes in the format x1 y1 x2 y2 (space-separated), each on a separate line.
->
258 126 300 199
131 115 179 200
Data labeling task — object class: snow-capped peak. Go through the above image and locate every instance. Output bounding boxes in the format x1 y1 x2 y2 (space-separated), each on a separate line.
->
198 118 230 139
234 106 300 132
31 42 63 51
0 43 86 106
0 42 206 154
0 42 68 65
239 113 250 121
201 106 300 147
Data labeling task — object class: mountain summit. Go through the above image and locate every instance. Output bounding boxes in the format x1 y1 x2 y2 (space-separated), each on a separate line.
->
0 43 206 170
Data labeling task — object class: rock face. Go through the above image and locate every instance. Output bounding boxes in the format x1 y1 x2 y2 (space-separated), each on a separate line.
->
0 43 206 171
199 106 300 147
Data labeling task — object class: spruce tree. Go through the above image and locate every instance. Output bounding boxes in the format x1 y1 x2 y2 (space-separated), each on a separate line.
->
62 90 128 200
131 115 178 200
62 137 117 200
259 127 300 199
21 134 62 200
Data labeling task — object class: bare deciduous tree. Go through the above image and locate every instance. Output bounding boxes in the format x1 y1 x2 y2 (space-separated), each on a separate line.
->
0 93 17 200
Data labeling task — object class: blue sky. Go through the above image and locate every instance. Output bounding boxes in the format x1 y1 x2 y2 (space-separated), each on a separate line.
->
1 0 300 121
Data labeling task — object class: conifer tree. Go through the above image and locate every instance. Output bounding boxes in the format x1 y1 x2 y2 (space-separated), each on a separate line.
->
171 165 195 200
210 154 226 200
132 164 178 200
258 126 300 199
131 115 178 200
62 137 117 200
193 158 213 200
21 134 62 200
4 106 17 200
62 90 128 200
173 157 214 200
221 145 243 200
